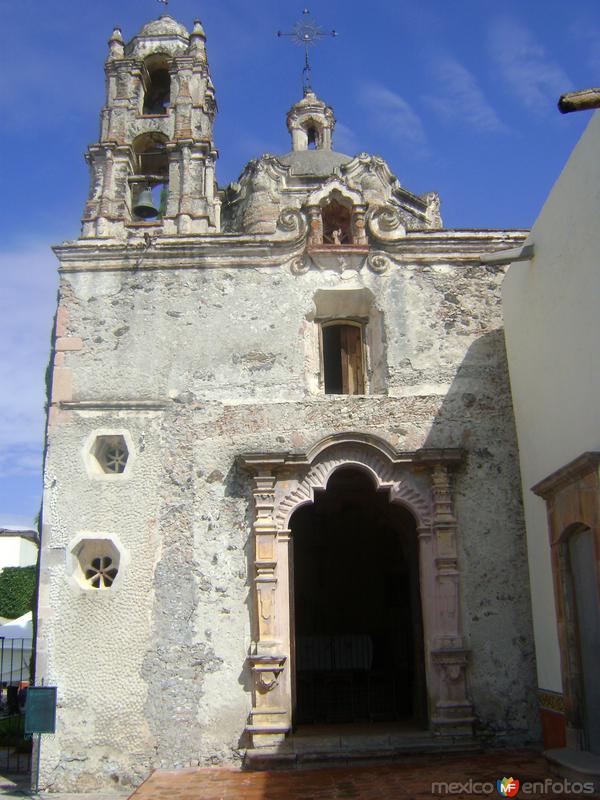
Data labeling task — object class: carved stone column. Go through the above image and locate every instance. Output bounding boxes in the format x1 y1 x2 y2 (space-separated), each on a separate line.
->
241 461 290 748
306 204 323 246
174 74 194 141
429 463 474 734
98 147 115 223
351 204 368 245
177 144 192 234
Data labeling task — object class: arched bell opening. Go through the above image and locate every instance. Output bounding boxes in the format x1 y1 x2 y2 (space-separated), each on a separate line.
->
289 466 428 730
307 126 319 150
130 132 169 221
142 54 171 116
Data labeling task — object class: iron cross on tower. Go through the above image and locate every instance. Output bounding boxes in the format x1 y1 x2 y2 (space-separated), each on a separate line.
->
278 9 338 94
157 0 169 9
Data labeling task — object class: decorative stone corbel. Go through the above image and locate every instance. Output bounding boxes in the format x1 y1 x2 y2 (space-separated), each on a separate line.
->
249 654 287 692
303 249 368 273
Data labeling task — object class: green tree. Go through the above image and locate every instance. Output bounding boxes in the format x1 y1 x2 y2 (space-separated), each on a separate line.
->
0 566 37 619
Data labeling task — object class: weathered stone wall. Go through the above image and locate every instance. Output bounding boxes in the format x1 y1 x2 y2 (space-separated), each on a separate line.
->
38 255 538 791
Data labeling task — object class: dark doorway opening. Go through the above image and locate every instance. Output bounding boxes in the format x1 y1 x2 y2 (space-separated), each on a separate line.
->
291 467 427 728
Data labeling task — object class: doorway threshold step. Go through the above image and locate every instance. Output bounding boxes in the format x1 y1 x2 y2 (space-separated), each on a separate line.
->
244 736 483 771
545 748 600 791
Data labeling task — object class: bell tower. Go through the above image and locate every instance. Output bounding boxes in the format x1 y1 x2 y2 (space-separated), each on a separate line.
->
83 14 220 238
287 90 335 152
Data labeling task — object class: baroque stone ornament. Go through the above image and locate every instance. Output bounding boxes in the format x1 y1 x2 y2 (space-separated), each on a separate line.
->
277 207 307 238
289 254 311 275
249 655 287 692
367 204 407 242
306 249 367 273
367 251 391 274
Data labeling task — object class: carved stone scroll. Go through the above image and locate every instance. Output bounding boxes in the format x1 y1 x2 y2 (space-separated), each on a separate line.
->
367 204 407 242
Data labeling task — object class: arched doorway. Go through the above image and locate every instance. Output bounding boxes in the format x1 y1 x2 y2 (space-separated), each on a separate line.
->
290 467 427 729
562 524 600 754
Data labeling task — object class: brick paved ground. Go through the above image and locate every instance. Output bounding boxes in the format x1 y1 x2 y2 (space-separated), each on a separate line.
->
128 749 594 799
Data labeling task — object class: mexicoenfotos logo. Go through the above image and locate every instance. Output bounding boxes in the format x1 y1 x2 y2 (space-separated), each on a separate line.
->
497 777 520 797
432 776 594 795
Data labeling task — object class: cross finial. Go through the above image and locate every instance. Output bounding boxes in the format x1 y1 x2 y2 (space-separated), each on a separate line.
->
157 0 169 9
277 9 338 93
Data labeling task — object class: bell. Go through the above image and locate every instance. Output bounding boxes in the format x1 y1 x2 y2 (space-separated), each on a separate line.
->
133 188 159 219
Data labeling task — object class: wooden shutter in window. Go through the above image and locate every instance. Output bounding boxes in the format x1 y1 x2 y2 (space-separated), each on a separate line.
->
340 325 364 395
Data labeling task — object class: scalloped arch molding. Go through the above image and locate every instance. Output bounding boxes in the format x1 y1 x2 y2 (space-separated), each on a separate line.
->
275 441 432 529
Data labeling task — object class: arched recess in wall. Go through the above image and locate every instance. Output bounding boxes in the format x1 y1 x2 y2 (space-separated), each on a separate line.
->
131 132 169 220
321 191 353 244
303 116 324 150
142 54 171 116
558 522 600 754
305 181 367 247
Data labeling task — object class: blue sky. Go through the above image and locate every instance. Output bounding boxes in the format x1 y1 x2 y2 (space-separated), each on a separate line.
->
0 0 598 526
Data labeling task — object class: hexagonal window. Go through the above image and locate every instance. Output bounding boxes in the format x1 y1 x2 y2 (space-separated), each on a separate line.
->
70 537 122 592
85 555 118 589
92 434 129 475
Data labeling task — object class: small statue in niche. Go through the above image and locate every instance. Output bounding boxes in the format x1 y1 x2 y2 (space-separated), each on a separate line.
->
331 228 343 245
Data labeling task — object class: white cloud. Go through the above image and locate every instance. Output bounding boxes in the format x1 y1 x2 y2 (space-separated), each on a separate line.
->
358 82 428 156
489 18 571 112
0 244 58 478
333 122 359 155
423 56 506 133
567 19 600 75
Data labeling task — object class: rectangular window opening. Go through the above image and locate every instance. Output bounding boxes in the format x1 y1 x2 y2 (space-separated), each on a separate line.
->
322 323 365 395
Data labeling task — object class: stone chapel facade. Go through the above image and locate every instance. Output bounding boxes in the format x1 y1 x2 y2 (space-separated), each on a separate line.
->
38 13 539 792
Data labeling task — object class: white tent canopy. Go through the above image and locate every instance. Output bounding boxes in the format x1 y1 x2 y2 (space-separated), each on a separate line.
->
0 613 32 684
0 612 32 639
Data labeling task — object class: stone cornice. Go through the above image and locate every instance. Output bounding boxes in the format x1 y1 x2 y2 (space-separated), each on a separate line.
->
54 229 528 272
59 400 170 411
531 451 600 499
379 229 528 262
239 434 464 475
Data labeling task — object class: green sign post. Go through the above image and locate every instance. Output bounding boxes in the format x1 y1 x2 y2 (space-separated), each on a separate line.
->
24 686 57 794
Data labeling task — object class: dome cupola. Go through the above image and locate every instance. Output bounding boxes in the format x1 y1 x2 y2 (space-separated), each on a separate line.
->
287 89 335 152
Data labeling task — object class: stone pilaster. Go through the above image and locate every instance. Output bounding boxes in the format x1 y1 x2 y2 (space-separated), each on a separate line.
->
429 463 474 735
243 464 290 747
